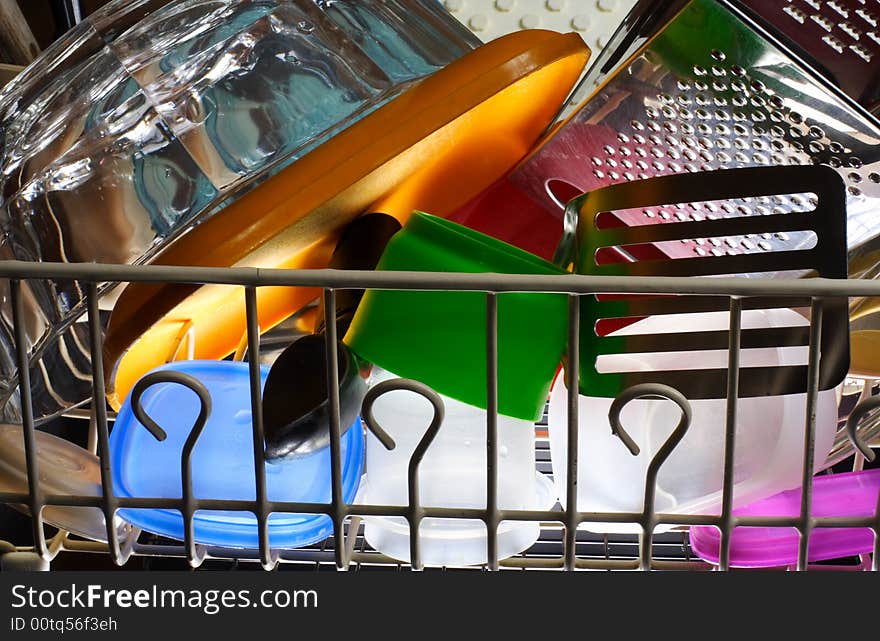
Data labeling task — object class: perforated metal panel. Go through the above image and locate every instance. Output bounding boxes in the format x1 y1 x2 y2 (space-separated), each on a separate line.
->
736 0 880 115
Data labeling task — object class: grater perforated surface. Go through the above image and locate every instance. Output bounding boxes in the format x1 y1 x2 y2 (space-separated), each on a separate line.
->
737 0 880 114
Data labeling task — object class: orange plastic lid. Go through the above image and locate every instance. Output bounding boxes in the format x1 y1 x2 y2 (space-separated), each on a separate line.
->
103 29 590 409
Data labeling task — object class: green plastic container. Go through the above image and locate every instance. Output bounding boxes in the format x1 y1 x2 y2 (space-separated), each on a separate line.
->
344 212 569 421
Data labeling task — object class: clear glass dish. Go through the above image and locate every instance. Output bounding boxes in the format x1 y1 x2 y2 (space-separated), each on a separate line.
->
0 0 480 423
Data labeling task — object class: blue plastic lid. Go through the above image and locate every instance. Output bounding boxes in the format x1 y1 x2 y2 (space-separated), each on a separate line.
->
109 361 364 549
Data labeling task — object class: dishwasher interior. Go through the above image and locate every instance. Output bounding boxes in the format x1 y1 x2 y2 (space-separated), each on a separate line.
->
0 0 879 574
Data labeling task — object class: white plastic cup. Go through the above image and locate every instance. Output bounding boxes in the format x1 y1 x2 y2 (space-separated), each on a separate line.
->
548 308 840 533
357 368 556 566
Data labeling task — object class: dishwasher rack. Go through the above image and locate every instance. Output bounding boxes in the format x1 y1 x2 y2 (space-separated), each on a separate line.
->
0 260 878 572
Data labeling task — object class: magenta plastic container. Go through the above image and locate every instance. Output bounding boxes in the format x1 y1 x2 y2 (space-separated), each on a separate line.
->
690 469 880 567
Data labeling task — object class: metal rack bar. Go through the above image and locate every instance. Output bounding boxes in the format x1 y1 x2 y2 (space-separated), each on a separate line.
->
485 292 499 571
86 283 125 565
797 298 823 571
245 286 275 570
3 261 880 297
718 296 743 571
564 294 580 571
321 288 347 571
10 279 47 559
2 490 877 530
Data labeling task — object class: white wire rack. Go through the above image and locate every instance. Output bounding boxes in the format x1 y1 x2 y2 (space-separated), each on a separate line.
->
0 260 878 572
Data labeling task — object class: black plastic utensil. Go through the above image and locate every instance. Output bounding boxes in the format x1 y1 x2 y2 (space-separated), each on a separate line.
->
263 213 402 461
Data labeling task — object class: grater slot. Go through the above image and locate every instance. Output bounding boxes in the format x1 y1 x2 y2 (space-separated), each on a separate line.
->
592 326 812 354
564 166 848 279
565 165 850 399
586 365 814 399
591 250 820 277
593 212 818 242
594 294 814 317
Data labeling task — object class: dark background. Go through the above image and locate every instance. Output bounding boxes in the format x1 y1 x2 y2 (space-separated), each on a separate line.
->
2 1 113 63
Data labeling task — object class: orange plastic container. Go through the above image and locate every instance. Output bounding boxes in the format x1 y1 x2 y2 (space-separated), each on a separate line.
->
103 30 591 409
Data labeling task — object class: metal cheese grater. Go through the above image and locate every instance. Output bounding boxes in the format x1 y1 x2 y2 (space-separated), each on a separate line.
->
734 0 880 116
449 0 880 272
555 165 850 400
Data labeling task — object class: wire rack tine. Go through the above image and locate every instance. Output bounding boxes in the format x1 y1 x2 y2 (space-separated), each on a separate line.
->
359 378 443 570
486 292 499 571
10 279 47 558
322 288 347 570
797 297 824 571
564 294 580 571
718 296 743 571
86 283 125 565
404 382 446 571
342 516 362 569
130 371 212 567
609 384 692 571
245 286 276 570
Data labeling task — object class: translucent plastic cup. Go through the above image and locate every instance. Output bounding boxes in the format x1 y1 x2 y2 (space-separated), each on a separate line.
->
357 368 556 566
548 308 840 533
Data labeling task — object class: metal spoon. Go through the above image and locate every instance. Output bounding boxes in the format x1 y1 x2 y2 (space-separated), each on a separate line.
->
262 213 402 461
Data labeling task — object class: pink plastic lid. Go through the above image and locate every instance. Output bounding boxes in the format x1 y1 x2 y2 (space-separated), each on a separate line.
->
689 468 880 568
